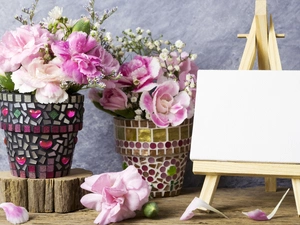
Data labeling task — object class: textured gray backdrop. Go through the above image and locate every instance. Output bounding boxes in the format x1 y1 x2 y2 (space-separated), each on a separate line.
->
0 0 298 188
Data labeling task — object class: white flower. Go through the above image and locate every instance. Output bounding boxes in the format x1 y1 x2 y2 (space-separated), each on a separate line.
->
131 96 137 103
190 54 197 60
135 115 142 120
105 32 112 42
159 52 168 61
93 22 100 29
174 65 180 71
175 40 185 49
145 113 151 120
167 65 173 71
154 40 160 47
124 29 131 34
135 109 142 115
161 48 169 54
90 30 98 38
135 35 143 41
48 6 63 20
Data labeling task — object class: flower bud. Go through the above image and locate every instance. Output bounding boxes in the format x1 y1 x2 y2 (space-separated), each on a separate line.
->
72 17 91 35
142 202 159 218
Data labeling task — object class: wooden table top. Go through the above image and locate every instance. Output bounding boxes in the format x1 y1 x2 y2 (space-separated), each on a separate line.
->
0 186 297 225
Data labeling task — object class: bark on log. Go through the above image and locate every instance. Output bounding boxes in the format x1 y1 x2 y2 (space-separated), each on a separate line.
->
0 168 92 213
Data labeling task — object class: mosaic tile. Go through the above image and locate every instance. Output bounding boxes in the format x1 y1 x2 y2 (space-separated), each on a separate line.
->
0 92 84 178
114 117 193 197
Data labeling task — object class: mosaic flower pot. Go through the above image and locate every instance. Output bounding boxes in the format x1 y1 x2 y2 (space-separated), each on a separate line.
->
0 92 84 178
114 117 193 197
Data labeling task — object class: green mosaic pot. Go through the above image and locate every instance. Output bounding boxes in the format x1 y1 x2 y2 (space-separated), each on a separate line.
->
0 92 84 178
114 117 193 197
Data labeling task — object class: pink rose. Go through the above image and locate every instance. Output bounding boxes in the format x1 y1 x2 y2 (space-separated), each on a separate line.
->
11 57 68 103
140 80 191 128
118 55 162 92
0 25 53 72
98 87 128 111
80 166 150 225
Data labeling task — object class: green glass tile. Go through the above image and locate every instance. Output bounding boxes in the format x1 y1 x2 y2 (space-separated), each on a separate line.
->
49 110 59 119
13 109 21 118
138 128 151 142
126 128 137 141
168 127 180 141
181 126 189 139
153 129 166 142
116 127 125 140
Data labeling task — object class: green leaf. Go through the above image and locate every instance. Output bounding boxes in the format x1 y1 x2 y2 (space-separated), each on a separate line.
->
0 72 14 91
72 17 91 35
122 162 128 170
92 101 136 119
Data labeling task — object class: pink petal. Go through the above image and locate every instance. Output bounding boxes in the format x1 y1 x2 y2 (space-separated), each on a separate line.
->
80 174 101 192
80 193 103 212
180 197 228 221
0 202 29 224
242 209 268 221
243 188 290 221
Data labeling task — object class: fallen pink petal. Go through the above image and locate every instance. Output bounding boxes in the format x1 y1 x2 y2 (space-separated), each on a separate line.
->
180 197 228 221
0 202 29 224
242 188 290 221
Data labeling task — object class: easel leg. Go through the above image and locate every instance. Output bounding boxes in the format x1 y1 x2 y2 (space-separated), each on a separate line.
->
265 177 277 192
291 178 300 217
199 175 220 211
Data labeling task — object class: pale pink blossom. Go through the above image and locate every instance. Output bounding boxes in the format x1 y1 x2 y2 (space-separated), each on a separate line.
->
140 80 190 128
118 55 162 92
0 202 29 224
0 24 53 72
80 166 151 225
11 57 68 103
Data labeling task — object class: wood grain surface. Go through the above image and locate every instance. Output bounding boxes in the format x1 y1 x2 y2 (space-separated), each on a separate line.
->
0 186 298 224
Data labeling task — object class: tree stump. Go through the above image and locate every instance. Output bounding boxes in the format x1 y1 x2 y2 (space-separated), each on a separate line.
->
0 168 92 213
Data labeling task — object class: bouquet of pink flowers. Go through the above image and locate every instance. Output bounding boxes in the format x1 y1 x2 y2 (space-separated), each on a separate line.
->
0 0 120 104
89 28 199 128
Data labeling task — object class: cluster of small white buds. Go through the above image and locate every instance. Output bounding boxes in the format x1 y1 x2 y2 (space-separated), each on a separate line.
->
134 109 143 120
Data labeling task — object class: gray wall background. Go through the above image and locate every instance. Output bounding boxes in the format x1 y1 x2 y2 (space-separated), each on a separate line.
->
0 0 298 188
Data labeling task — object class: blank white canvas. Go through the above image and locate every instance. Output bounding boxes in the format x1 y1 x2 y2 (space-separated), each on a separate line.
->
190 70 300 163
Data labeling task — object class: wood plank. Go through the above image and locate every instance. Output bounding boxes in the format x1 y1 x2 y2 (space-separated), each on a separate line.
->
193 161 300 178
255 1 270 70
292 179 300 216
238 17 257 70
199 175 220 211
268 15 282 70
0 186 296 224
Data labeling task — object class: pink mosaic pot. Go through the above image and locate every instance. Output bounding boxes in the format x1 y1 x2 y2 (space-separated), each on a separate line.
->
0 92 84 178
114 117 193 197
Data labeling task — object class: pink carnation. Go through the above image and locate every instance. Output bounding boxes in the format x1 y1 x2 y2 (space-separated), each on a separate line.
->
89 87 128 111
0 24 53 72
51 32 119 84
11 57 68 103
118 55 162 92
80 166 150 225
140 80 191 127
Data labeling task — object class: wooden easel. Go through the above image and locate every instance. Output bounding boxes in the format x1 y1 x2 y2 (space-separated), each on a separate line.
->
193 0 300 216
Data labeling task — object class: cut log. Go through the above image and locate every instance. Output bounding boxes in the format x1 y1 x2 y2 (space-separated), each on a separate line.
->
0 168 92 213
